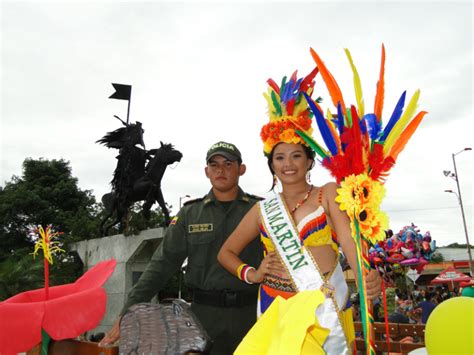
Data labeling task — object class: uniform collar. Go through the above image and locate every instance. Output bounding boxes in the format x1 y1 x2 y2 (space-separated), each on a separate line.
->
203 187 249 205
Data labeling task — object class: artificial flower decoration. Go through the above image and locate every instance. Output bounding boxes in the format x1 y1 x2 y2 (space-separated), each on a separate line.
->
336 174 385 213
32 225 64 264
0 225 117 354
260 69 320 155
298 45 427 355
356 206 389 244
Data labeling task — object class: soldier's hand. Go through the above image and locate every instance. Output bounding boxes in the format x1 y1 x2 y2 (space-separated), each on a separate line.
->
98 317 120 347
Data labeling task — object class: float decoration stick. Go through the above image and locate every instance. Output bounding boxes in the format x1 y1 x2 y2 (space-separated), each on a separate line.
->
31 225 64 354
354 219 376 355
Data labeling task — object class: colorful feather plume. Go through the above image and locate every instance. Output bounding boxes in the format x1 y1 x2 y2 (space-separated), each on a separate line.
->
300 45 427 184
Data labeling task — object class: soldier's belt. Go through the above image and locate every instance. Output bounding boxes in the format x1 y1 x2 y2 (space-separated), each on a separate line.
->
191 289 258 308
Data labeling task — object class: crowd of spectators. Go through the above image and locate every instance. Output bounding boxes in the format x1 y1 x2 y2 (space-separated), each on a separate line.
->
382 284 460 325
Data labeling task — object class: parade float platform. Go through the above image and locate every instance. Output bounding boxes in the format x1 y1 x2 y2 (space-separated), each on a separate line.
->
26 340 117 355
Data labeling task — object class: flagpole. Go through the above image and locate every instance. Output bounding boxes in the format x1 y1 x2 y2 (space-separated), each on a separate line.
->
126 86 132 125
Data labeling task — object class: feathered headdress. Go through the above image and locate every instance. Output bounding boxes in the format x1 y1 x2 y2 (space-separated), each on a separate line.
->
260 68 320 155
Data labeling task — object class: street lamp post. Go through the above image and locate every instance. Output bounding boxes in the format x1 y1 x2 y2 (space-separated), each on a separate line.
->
178 194 190 299
179 194 191 209
444 147 473 277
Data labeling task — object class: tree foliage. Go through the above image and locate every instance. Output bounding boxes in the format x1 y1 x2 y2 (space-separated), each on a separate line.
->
0 158 100 299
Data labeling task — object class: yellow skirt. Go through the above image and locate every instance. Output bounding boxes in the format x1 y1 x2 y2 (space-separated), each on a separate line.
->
234 290 354 355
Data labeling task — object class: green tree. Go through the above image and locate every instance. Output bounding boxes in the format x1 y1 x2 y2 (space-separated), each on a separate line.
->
0 158 100 299
122 202 172 236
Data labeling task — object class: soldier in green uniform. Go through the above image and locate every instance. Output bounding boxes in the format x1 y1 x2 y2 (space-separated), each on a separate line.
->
100 141 263 354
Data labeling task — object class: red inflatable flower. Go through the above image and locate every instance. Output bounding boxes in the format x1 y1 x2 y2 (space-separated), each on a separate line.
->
0 259 116 354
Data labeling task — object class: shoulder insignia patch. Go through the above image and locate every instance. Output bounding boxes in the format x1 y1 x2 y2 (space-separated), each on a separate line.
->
170 216 178 225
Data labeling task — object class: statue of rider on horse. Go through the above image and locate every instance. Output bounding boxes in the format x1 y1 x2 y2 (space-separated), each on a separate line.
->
97 116 182 236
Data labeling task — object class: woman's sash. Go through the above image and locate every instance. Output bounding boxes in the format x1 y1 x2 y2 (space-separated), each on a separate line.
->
259 194 349 354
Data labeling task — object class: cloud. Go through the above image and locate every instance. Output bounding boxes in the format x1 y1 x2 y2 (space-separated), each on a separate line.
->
1 1 472 247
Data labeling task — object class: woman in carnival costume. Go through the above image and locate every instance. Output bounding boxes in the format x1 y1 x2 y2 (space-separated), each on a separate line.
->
218 68 381 354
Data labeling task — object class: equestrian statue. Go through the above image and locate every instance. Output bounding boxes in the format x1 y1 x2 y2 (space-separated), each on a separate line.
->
97 116 182 236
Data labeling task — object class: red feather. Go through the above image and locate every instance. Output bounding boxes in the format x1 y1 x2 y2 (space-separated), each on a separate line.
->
323 155 351 184
267 78 280 95
286 99 296 115
349 106 365 175
300 67 320 93
369 143 395 182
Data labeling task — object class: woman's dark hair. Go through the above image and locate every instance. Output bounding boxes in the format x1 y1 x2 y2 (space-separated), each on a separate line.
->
267 143 316 190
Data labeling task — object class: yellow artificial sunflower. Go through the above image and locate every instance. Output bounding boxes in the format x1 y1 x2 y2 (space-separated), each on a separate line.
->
336 173 385 215
336 173 389 243
357 206 389 244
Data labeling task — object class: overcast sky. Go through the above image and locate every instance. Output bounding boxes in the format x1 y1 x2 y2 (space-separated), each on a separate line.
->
1 1 472 247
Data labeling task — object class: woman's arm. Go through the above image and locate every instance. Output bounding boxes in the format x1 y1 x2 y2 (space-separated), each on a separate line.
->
218 204 281 283
323 182 381 299
323 182 359 276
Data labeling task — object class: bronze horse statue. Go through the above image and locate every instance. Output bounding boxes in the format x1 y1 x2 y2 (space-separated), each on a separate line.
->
97 120 182 236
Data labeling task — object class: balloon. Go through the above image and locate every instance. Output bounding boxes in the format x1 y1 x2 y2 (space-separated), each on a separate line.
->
461 286 474 298
400 258 419 266
401 247 414 259
425 297 474 354
422 241 431 253
387 253 404 263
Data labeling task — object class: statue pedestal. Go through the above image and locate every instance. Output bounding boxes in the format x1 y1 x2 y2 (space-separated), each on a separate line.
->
70 228 164 336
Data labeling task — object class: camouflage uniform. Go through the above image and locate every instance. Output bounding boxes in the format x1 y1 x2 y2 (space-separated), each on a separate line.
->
122 187 263 355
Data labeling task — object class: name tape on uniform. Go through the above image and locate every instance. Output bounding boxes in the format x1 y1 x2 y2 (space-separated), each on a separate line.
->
188 224 213 233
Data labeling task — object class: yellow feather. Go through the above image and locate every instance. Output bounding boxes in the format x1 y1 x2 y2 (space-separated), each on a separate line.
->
293 97 308 116
344 48 365 117
383 89 420 154
263 90 277 121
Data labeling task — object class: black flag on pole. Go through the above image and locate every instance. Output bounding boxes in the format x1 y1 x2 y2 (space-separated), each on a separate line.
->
109 83 132 100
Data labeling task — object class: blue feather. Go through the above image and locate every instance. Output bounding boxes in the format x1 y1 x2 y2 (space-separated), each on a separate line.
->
304 93 338 156
363 113 381 140
337 103 347 152
360 116 368 135
336 103 345 133
380 91 406 142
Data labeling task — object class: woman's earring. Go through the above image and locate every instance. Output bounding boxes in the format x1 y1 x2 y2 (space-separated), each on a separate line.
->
306 171 311 183
273 174 278 187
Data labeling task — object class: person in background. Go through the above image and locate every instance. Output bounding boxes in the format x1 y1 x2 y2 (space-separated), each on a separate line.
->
415 292 437 324
99 141 263 355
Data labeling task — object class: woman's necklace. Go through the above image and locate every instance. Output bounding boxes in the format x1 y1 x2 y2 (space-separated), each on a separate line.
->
290 185 314 213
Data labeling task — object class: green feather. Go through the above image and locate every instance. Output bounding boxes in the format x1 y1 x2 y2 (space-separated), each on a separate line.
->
271 91 282 116
280 76 287 92
295 130 328 159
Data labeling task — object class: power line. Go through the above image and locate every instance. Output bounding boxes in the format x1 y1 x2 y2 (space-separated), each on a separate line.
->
385 205 473 213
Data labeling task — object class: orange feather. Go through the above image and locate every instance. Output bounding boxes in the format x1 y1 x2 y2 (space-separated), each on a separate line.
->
374 44 386 122
309 48 347 124
388 111 427 161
